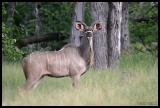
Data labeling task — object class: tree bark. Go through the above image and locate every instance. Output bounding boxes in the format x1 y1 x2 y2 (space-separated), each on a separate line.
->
70 2 84 46
34 2 41 50
107 2 122 67
90 2 123 69
7 2 15 37
121 2 129 51
90 2 109 69
8 2 15 17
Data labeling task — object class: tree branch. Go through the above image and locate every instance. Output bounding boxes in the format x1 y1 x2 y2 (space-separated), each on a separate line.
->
133 15 158 22
16 32 69 48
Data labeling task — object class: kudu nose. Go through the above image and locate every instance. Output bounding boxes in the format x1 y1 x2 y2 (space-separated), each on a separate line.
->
86 31 93 37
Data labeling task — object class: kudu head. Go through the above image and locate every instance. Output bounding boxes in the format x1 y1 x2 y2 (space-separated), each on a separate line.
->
75 21 102 38
74 21 102 66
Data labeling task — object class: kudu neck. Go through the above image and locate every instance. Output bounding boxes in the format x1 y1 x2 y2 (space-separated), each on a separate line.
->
79 36 94 66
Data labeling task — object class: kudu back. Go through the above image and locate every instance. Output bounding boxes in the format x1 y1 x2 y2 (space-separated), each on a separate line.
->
20 21 102 92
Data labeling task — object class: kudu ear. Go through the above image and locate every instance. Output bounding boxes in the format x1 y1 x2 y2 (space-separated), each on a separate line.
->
92 21 102 32
75 21 86 31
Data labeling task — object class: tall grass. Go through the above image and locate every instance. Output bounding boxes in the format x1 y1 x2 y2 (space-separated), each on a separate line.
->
2 52 158 106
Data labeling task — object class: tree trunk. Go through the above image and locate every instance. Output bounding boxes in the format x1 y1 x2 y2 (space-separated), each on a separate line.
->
8 2 15 17
135 2 144 19
70 2 84 46
107 2 122 67
34 2 41 50
7 2 15 37
90 2 123 69
121 2 129 51
90 2 109 69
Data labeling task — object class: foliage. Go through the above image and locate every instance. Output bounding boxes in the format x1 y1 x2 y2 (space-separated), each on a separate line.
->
2 2 158 61
2 22 24 61
2 2 74 61
84 3 92 25
129 2 158 55
39 2 74 33
38 2 74 50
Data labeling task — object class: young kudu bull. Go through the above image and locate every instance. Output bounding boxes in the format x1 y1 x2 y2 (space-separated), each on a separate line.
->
20 21 102 92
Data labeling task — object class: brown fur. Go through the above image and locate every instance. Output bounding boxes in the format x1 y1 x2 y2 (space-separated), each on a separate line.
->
19 21 102 94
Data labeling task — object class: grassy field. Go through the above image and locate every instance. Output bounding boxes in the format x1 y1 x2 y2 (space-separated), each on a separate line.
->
2 52 158 106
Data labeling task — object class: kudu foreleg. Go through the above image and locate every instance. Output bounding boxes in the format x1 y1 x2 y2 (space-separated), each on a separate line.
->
72 75 81 88
18 76 41 96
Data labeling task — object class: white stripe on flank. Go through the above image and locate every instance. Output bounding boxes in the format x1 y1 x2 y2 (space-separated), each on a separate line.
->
46 52 49 70
58 47 64 51
29 53 32 63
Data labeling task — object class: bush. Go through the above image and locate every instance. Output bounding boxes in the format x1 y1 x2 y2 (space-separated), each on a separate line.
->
2 22 24 61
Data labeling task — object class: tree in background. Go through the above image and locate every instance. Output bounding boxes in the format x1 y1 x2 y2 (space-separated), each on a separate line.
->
70 2 84 47
107 2 123 68
121 2 129 51
34 2 41 50
7 2 15 29
90 2 123 69
2 2 158 63
90 2 108 69
129 2 158 55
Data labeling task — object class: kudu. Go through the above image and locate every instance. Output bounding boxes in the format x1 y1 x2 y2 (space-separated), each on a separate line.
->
20 21 102 93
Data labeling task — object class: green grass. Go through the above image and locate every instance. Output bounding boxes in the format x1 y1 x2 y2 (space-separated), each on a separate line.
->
2 52 158 106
